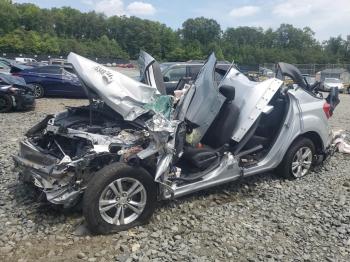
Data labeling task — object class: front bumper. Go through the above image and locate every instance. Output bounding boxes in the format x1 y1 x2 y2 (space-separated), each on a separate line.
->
14 93 36 111
12 140 82 207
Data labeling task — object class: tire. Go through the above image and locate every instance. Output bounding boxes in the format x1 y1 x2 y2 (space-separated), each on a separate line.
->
32 84 44 98
83 163 157 235
277 137 315 179
0 95 13 113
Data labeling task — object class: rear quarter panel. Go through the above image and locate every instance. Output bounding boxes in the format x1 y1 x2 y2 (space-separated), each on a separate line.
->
244 88 330 176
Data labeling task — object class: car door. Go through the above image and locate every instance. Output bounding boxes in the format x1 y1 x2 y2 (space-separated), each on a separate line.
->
60 69 85 97
220 67 283 142
175 53 226 141
38 66 66 95
163 65 186 94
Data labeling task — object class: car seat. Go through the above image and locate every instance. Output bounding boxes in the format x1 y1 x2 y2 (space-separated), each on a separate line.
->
201 84 240 149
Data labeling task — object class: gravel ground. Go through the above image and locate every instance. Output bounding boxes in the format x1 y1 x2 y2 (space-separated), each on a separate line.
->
0 95 350 262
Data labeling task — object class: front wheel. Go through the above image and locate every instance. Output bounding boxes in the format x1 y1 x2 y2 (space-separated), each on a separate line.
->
0 95 13 113
278 137 315 179
83 163 157 235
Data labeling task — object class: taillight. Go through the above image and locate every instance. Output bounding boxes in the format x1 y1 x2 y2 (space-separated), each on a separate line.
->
323 102 331 119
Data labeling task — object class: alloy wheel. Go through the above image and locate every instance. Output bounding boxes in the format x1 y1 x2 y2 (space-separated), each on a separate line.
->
291 147 313 178
33 85 43 98
98 177 147 226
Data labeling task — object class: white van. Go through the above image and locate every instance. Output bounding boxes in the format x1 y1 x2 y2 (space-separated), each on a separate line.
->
15 57 37 64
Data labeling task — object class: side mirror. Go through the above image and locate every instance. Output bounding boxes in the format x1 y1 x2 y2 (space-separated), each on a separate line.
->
163 76 169 82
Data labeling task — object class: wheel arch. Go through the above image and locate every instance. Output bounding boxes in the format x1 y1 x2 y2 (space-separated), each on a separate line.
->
298 131 324 154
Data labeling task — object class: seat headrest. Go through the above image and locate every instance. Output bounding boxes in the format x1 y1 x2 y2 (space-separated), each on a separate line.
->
219 84 235 101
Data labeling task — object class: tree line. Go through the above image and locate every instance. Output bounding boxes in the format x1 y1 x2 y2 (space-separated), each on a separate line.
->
0 0 349 64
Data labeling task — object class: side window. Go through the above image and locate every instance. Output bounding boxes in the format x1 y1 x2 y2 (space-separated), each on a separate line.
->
188 65 202 79
35 66 61 74
164 66 186 82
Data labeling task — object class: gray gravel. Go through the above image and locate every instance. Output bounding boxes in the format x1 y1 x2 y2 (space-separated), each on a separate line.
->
0 95 350 262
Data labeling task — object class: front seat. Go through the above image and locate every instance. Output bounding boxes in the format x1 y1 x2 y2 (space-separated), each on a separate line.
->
202 84 239 149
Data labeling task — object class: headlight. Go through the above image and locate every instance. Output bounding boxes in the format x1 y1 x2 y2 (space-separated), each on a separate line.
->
8 86 20 94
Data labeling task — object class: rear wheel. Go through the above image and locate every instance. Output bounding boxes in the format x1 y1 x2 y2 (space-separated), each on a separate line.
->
0 95 13 113
32 84 44 98
83 163 157 234
278 137 315 179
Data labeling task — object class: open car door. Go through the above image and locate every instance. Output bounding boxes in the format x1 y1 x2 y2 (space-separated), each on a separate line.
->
175 53 226 141
220 67 283 143
138 50 166 95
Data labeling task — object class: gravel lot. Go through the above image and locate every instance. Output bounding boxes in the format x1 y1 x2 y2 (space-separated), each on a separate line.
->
0 95 350 262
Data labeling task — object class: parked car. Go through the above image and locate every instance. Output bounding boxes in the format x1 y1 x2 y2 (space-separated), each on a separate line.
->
0 57 16 67
321 78 344 93
13 51 339 234
0 73 35 113
1 57 32 73
12 65 85 98
304 76 316 86
160 61 231 94
0 61 11 74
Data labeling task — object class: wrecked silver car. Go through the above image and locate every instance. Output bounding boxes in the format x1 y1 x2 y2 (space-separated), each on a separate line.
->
13 51 339 234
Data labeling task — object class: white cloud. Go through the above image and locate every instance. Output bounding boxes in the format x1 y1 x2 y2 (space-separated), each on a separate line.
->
270 0 350 40
84 0 156 17
272 1 312 18
95 0 125 17
126 1 156 16
229 6 260 18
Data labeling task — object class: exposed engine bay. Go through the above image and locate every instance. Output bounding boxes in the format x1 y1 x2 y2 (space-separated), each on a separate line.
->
16 104 157 207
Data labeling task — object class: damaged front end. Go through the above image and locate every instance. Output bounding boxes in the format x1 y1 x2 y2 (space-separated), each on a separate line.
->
13 104 153 207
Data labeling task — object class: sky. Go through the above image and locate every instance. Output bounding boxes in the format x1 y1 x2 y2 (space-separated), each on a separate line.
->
13 0 350 41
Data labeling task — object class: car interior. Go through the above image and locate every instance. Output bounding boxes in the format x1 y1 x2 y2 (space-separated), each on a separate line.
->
174 75 290 181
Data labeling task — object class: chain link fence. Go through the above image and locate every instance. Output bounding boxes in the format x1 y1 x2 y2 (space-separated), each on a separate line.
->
262 63 350 77
0 52 129 64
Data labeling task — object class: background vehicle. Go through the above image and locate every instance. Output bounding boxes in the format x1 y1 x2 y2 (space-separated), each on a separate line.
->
0 73 35 112
12 65 84 98
15 57 37 64
161 61 231 94
304 76 316 86
13 52 338 234
0 57 16 67
0 61 11 74
321 78 344 92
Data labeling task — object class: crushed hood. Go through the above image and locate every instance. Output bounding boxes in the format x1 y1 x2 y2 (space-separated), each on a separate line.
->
67 52 159 121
